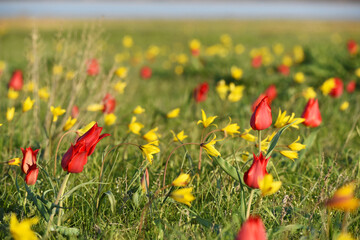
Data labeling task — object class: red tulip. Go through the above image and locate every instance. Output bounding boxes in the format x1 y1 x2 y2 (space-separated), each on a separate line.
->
235 216 267 240
102 93 116 114
347 40 358 55
251 55 262 68
191 48 200 57
87 59 100 76
301 98 322 128
250 96 272 131
21 147 39 185
8 70 23 91
76 122 110 156
140 66 152 79
61 140 88 173
71 105 79 118
193 82 209 103
251 94 266 112
329 78 343 98
244 153 269 189
264 85 277 104
277 64 290 76
346 80 356 93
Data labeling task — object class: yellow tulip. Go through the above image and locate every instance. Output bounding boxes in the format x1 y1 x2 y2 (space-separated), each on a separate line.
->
273 43 284 55
294 72 305 83
340 101 349 111
133 105 145 115
302 87 317 100
174 65 184 75
197 109 217 128
140 143 160 164
216 80 229 100
282 55 293 67
170 187 195 207
115 66 128 78
7 107 15 122
337 232 356 240
87 103 104 112
166 108 180 118
123 35 133 48
38 87 50 101
66 71 75 80
143 127 161 143
128 116 144 135
326 183 360 212
104 113 117 126
50 106 66 122
189 39 201 50
259 174 282 196
172 173 191 187
113 81 127 94
63 117 77 131
241 128 257 142
221 117 240 136
228 83 245 102
22 97 35 112
10 213 39 240
171 130 188 142
320 78 336 96
274 109 305 129
8 88 19 100
201 135 221 157
288 136 306 151
52 64 63 75
8 158 21 166
280 150 298 161
231 66 243 80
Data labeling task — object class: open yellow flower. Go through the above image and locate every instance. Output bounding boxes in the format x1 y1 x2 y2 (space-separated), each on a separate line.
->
104 113 117 126
8 88 19 100
115 66 128 78
228 83 245 102
8 158 21 166
140 142 160 164
7 107 15 122
172 173 191 187
63 116 77 131
259 174 282 196
166 108 180 118
133 105 145 115
216 80 229 100
294 72 305 83
340 101 349 111
274 109 305 129
77 121 96 136
241 128 257 142
50 106 66 122
231 66 243 80
302 87 317 100
38 87 50 101
128 116 144 135
10 213 39 240
143 127 161 143
288 136 306 151
320 78 336 96
171 130 188 142
22 97 35 112
201 135 221 157
170 187 195 206
114 81 127 94
280 150 298 161
221 117 240 136
197 109 217 128
189 39 201 51
326 183 360 212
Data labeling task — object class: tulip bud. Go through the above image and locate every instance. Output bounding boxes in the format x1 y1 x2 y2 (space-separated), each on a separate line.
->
8 70 23 91
236 216 267 240
244 153 270 189
21 147 40 185
301 98 322 128
250 96 272 131
346 80 356 93
193 82 209 103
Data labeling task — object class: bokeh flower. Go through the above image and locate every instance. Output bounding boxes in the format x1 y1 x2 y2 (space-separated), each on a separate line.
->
10 213 39 240
170 187 195 206
22 97 35 112
166 108 180 118
326 182 360 212
50 106 66 122
235 216 267 240
128 116 144 135
172 173 191 187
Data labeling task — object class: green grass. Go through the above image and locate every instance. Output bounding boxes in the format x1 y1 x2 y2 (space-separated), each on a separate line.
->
0 19 360 239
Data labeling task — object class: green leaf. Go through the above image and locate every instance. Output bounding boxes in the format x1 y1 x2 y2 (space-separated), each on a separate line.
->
24 182 50 221
211 156 242 182
98 190 116 214
271 224 303 236
266 121 297 159
192 215 220 234
55 226 80 236
291 129 319 171
62 180 109 200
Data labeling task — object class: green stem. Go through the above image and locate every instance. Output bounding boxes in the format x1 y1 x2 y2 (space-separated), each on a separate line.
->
246 189 255 219
258 130 261 155
44 172 71 239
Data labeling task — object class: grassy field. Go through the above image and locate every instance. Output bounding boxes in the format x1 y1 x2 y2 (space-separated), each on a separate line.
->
0 19 360 239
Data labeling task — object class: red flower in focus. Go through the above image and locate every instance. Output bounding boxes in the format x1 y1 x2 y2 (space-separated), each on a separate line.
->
346 80 356 93
193 82 209 103
250 96 272 131
140 66 152 79
243 153 269 189
71 105 79 118
8 70 23 91
301 98 322 128
191 49 200 57
329 78 343 98
21 147 39 185
347 40 358 55
87 59 100 76
251 55 262 68
62 123 110 173
277 64 290 76
102 93 116 114
235 216 267 240
264 85 277 104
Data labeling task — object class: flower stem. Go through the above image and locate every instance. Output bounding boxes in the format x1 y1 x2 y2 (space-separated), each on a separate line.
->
258 130 262 155
246 189 255 219
44 172 71 239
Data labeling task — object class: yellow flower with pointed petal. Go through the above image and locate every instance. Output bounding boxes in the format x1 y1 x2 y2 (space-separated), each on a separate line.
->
166 108 180 118
274 109 305 129
38 87 50 101
8 88 19 100
221 117 240 136
280 150 298 161
302 87 317 100
22 97 35 112
7 107 15 122
114 81 127 94
115 66 128 78
231 66 243 80
140 142 160 164
201 135 221 157
197 109 217 128
50 106 66 122
87 103 104 112
294 72 305 83
326 182 360 212
123 35 133 48
66 71 75 80
172 173 191 187
216 80 229 100
288 136 306 151
8 158 21 166
170 187 195 206
52 64 63 75
104 113 117 126
171 130 188 142
320 78 336 96
241 128 257 142
10 213 39 240
128 116 144 135
143 127 161 143
63 116 77 131
228 83 245 102
259 174 282 196
23 82 34 92
337 232 356 240
133 105 145 115
77 121 96 136
340 101 349 111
